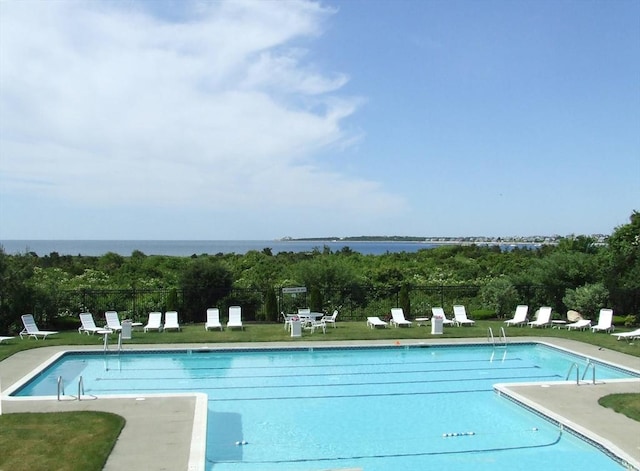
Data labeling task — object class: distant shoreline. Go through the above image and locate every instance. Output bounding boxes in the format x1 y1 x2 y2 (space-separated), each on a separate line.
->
284 237 561 245
285 233 608 245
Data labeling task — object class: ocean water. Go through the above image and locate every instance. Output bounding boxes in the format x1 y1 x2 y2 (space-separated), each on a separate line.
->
0 239 443 256
0 239 538 257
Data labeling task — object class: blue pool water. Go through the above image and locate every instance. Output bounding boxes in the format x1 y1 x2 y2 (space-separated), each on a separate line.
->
12 344 638 470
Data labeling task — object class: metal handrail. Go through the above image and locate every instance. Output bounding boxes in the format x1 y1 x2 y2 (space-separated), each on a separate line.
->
488 327 507 348
566 362 580 384
57 376 64 401
76 375 97 401
487 327 495 346
582 361 596 384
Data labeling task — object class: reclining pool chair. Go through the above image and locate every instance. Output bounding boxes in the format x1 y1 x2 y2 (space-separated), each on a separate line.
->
79 312 110 335
20 314 58 340
205 308 223 331
227 306 244 330
504 305 528 327
453 305 475 326
390 308 412 327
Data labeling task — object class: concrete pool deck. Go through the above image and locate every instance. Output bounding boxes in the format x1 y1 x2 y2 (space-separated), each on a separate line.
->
1 337 639 471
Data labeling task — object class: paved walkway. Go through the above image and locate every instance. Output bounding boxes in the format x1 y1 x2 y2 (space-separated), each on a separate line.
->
1 338 639 470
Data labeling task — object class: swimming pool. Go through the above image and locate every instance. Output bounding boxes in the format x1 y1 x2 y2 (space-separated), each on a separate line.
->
10 343 639 470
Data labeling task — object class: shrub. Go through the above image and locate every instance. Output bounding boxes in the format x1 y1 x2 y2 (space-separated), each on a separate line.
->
480 277 519 319
562 283 609 320
52 314 80 331
471 309 495 320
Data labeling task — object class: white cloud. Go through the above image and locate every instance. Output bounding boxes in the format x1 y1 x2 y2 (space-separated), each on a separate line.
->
0 0 405 236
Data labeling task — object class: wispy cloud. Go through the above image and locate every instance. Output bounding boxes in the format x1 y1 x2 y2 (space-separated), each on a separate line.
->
0 0 404 235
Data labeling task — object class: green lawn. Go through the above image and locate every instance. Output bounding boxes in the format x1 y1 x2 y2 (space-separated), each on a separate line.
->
0 411 124 471
599 393 640 421
1 320 638 362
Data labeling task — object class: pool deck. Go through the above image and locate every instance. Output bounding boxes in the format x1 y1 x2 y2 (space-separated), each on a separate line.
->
1 337 639 471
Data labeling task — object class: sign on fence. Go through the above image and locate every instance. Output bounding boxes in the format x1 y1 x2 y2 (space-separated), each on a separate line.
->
282 287 307 294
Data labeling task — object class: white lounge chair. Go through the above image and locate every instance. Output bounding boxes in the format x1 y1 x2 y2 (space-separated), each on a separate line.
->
453 305 475 326
591 308 614 333
321 310 339 328
504 305 528 327
104 311 123 332
164 311 181 331
227 306 244 330
205 308 223 331
566 319 591 331
0 336 14 343
431 307 455 325
612 328 640 341
79 312 110 335
20 314 58 340
528 307 552 328
367 317 388 328
103 310 142 332
390 308 412 327
144 312 163 332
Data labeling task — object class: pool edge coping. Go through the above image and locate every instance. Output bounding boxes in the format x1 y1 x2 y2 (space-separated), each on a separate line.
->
1 338 639 470
495 381 640 471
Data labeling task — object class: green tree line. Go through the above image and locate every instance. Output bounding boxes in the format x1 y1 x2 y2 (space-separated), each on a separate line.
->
0 212 638 332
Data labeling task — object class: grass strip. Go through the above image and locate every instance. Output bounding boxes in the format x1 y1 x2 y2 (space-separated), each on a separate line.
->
0 411 125 471
598 393 640 422
1 321 639 362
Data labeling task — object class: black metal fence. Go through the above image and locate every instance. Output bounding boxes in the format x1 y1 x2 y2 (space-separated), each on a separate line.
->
34 284 548 325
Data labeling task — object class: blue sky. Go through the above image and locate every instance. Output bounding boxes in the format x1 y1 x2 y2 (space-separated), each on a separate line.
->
1 0 638 240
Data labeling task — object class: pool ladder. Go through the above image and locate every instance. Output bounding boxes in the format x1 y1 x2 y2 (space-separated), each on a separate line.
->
102 332 125 353
57 376 97 401
487 327 507 347
565 361 597 385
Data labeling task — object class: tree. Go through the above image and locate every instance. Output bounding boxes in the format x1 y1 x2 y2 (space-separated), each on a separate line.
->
180 258 233 323
263 287 278 322
0 251 38 332
523 250 601 313
556 235 598 254
166 288 179 311
606 211 640 320
398 283 411 318
309 286 323 312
